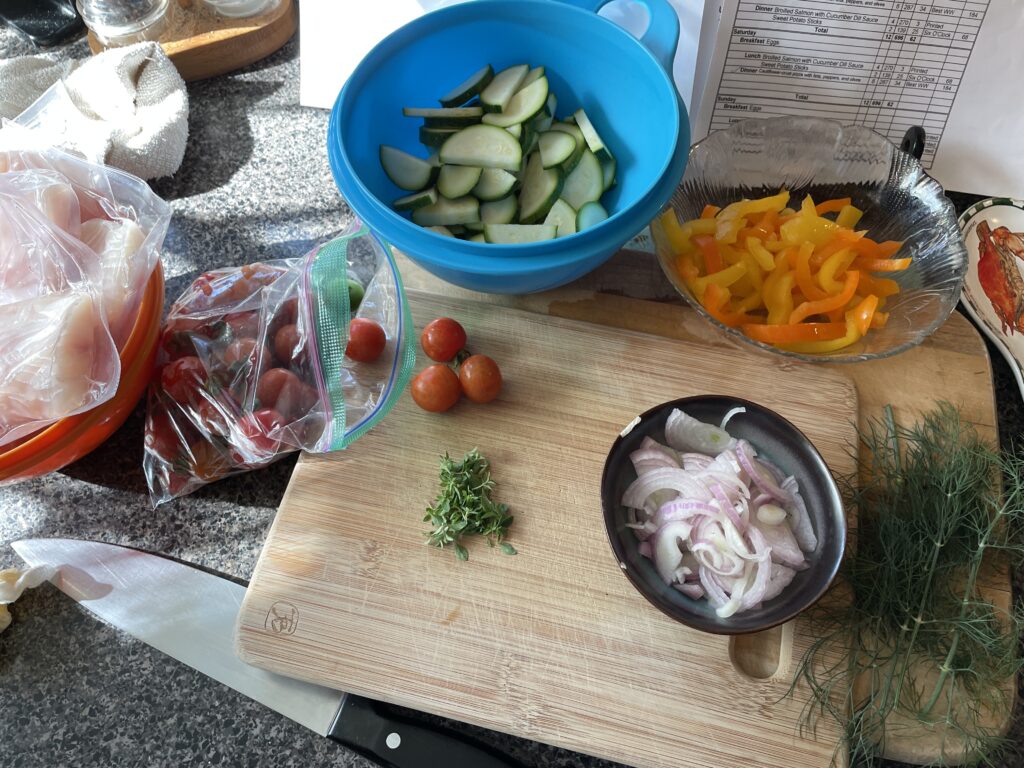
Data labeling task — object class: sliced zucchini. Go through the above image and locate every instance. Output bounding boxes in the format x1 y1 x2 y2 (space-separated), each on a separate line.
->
469 232 487 243
518 151 564 224
544 93 557 119
538 131 577 169
439 64 494 108
379 145 436 191
576 200 609 231
439 124 522 171
481 77 549 128
480 194 518 225
448 225 468 236
532 112 554 133
437 165 483 198
505 123 522 140
412 195 480 226
600 154 617 191
471 168 517 201
522 129 539 157
573 108 611 160
549 121 585 144
419 126 459 150
393 187 438 211
549 123 585 173
519 65 545 90
428 225 454 237
561 149 604 210
480 64 529 113
484 224 557 243
405 107 483 127
464 221 485 232
543 198 577 238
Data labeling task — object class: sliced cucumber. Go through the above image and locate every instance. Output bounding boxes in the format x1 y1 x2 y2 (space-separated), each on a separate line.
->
600 154 617 191
549 121 585 145
428 225 454 237
519 66 545 90
518 151 564 224
469 232 487 243
573 108 611 160
412 195 480 226
543 198 577 238
439 124 522 171
481 77 549 128
505 123 522 140
419 126 459 150
480 194 518 225
484 224 557 244
394 187 437 211
380 145 436 191
464 221 485 232
439 64 494 108
545 93 557 119
437 165 483 198
532 112 554 133
522 129 539 157
561 149 604 210
480 64 529 113
471 168 517 201
405 107 483 127
538 131 577 169
576 200 608 231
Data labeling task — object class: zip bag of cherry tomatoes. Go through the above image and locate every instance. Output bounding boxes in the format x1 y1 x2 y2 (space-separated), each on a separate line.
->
143 221 416 505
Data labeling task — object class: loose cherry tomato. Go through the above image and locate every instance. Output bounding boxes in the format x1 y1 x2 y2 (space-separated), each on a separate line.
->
410 364 462 413
231 408 286 465
459 355 502 403
274 324 307 368
160 356 206 404
255 368 306 420
420 317 467 362
346 318 387 362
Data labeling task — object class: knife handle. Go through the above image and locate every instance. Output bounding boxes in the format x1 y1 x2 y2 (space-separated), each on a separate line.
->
328 695 522 768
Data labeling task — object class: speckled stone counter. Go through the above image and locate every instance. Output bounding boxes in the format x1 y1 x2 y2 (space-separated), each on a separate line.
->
0 25 1021 768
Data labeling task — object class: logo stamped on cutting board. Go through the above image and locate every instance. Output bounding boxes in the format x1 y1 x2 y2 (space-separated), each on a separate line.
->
265 601 299 635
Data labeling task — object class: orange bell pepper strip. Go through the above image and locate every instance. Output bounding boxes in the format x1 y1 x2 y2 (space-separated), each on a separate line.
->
795 242 829 301
676 252 700 283
741 322 847 345
814 197 852 216
693 235 722 273
701 204 720 219
789 270 861 324
849 294 880 336
751 209 778 238
876 240 903 258
703 284 757 327
854 256 913 272
871 310 889 329
860 274 900 298
777 313 863 354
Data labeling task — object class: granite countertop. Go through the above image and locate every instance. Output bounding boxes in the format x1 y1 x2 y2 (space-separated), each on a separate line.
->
1 24 1022 768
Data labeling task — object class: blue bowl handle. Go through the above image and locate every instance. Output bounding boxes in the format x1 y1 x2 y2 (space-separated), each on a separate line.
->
557 0 679 74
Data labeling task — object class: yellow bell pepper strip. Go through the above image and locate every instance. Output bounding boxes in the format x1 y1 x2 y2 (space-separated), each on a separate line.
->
766 271 796 325
676 252 699 283
871 310 889 329
849 294 880 336
835 204 863 229
815 197 852 216
795 242 829 301
789 270 861 324
800 195 817 216
777 311 864 354
752 209 778 238
734 287 765 313
854 256 913 272
780 212 839 247
693 235 722 274
741 321 847 344
701 204 720 219
659 210 691 254
692 261 748 297
746 236 776 271
818 248 855 293
703 284 757 327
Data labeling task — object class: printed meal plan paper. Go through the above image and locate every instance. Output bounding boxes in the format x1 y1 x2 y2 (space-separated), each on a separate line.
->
692 1 1024 199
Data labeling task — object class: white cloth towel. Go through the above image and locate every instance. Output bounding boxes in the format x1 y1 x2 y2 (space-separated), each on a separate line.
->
0 42 188 179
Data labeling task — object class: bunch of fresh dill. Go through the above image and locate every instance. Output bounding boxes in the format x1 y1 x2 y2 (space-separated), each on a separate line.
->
794 403 1024 767
424 448 515 561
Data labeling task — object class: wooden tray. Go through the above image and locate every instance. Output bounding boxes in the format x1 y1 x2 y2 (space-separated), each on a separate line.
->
87 0 296 82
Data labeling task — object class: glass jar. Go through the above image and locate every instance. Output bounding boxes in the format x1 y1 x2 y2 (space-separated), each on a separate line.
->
75 0 169 46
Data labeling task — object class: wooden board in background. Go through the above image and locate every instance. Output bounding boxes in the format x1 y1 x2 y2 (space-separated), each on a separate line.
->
237 291 860 768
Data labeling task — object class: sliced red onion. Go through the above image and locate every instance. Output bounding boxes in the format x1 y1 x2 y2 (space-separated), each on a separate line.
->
758 457 787 485
622 467 712 509
762 563 798 602
699 565 729 608
674 582 705 600
625 521 658 541
750 515 805 568
696 469 749 498
652 520 692 584
738 526 772 611
680 452 713 472
691 541 744 577
720 406 747 430
665 408 735 455
637 540 652 559
654 500 716 527
715 566 753 618
782 476 818 552
736 440 793 505
711 484 746 534
630 447 680 475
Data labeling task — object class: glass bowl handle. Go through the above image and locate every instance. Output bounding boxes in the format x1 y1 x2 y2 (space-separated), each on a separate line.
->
901 126 926 161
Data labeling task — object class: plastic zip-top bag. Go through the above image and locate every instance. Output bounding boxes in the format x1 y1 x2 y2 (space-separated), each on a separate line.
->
143 222 416 505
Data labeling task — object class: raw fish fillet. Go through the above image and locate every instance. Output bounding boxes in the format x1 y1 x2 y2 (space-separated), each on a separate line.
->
80 218 146 347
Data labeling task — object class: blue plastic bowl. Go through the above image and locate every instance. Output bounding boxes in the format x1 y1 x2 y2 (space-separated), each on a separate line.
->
328 0 690 294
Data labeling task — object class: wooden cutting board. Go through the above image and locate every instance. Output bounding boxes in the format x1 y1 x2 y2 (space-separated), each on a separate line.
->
237 290 860 768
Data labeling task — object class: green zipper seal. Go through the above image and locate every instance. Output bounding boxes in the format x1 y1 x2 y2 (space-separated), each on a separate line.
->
309 235 352 451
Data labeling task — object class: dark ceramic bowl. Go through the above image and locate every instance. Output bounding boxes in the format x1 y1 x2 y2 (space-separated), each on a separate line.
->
601 395 846 635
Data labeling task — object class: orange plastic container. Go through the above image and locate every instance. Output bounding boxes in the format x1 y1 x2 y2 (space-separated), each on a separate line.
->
0 266 165 483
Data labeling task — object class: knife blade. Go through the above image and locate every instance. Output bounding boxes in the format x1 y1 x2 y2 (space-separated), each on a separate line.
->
12 538 521 768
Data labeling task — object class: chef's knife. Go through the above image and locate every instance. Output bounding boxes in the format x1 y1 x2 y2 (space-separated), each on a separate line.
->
12 538 520 768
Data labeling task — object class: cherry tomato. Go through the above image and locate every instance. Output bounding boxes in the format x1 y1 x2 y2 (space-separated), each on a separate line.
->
231 408 286 465
188 440 231 482
274 324 307 368
346 318 387 363
255 368 307 420
194 395 240 438
459 355 502 403
226 275 258 302
410 364 462 412
420 318 467 362
223 337 270 369
145 410 181 462
224 310 260 340
160 356 206 404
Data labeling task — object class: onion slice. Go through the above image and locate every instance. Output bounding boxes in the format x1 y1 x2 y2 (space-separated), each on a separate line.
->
665 408 735 455
622 467 712 509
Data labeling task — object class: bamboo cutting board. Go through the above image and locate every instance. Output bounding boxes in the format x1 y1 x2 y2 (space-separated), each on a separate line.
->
237 290 859 768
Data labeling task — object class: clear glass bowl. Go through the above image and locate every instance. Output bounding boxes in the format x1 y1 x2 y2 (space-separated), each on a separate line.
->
652 116 967 363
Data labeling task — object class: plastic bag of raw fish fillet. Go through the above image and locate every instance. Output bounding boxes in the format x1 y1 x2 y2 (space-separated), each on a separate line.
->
142 221 415 506
0 134 170 449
